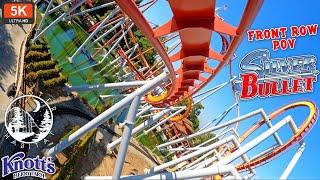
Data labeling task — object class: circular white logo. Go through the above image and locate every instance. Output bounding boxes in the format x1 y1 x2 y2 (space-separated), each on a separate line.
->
4 95 53 144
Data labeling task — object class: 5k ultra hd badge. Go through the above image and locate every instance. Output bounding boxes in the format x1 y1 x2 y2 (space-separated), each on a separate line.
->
2 0 34 24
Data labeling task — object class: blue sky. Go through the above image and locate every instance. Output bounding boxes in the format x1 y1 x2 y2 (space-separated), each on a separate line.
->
144 0 320 179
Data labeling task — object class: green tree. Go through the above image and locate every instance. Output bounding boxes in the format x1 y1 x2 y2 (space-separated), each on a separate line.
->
188 103 204 131
175 99 204 131
130 28 157 65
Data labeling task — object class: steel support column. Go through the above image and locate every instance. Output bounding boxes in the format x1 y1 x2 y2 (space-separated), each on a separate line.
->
150 135 238 173
69 7 120 62
107 108 172 150
84 165 241 180
280 143 306 179
157 109 266 149
113 96 140 179
64 80 149 92
215 116 294 166
46 72 167 158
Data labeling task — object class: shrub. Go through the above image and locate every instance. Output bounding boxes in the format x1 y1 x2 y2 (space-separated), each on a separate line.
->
56 129 97 180
26 69 60 83
60 125 81 157
95 104 107 115
26 72 38 85
36 69 60 80
43 76 67 88
27 44 48 52
26 60 57 72
25 51 50 63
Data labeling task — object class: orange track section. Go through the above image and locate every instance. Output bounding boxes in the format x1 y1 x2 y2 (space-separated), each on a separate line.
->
170 96 193 122
115 0 263 106
236 101 318 171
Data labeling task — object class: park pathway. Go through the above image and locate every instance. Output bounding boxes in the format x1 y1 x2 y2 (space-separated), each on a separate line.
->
0 22 31 122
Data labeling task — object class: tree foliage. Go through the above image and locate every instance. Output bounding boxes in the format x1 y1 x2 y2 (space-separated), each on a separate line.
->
192 132 216 146
43 76 67 88
27 44 48 52
176 99 204 131
130 28 157 65
25 51 51 63
188 103 204 130
26 68 60 83
26 60 57 73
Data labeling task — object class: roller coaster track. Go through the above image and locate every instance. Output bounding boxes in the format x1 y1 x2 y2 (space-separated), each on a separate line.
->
236 101 318 171
115 0 264 107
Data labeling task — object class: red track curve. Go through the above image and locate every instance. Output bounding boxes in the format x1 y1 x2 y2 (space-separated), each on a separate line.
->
115 0 264 106
236 101 318 171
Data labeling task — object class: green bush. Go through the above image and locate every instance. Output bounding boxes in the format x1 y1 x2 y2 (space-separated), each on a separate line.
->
44 76 67 88
56 129 97 180
25 72 38 85
26 60 57 72
27 44 48 52
95 104 107 115
60 125 81 157
26 69 60 82
25 51 50 63
37 68 60 79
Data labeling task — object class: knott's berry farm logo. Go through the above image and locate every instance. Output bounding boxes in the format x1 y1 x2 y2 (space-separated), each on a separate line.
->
234 49 318 100
1 152 56 179
4 95 55 148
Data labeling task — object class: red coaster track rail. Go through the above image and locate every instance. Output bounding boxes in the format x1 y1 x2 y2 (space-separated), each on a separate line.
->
115 0 263 107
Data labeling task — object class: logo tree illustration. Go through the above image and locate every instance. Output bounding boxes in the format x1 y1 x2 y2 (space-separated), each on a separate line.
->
39 110 52 133
10 107 25 133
